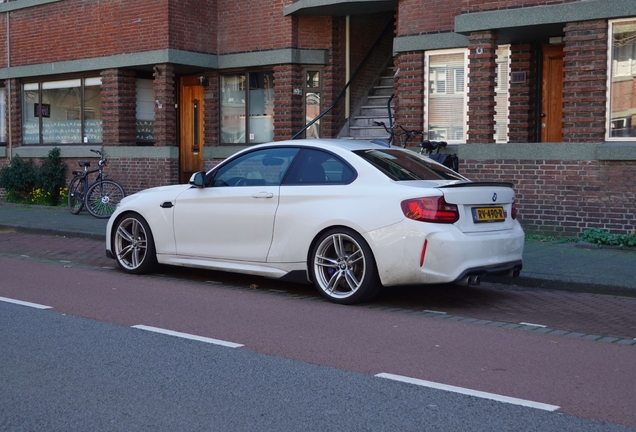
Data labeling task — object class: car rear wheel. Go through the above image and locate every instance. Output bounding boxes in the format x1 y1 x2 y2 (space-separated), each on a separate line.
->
113 214 157 274
310 228 381 305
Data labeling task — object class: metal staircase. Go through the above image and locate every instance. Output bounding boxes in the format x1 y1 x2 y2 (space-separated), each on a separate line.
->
346 66 395 141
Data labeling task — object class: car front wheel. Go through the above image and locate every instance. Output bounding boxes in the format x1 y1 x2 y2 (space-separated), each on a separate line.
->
310 228 381 305
113 213 157 274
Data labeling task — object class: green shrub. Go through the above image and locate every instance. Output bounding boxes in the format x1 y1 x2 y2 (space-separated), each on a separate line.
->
36 147 67 205
0 148 67 205
580 228 636 248
0 155 37 203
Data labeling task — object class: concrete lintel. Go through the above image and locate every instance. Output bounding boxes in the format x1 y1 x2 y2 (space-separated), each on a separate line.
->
457 142 636 162
0 48 328 80
393 32 470 54
284 0 396 17
455 0 634 34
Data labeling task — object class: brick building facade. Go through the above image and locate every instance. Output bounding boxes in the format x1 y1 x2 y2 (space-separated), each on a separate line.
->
0 0 634 236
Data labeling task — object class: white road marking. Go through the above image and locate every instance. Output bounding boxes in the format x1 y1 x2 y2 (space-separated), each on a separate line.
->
0 296 52 309
376 373 560 412
423 310 447 314
519 322 547 328
132 325 244 348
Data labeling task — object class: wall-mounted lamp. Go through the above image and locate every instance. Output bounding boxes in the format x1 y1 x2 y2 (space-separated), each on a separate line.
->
197 76 209 87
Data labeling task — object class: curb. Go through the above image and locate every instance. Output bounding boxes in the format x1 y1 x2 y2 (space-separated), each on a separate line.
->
484 274 636 299
0 224 105 241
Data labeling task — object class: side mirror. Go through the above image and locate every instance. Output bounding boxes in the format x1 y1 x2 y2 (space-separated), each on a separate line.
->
189 171 206 188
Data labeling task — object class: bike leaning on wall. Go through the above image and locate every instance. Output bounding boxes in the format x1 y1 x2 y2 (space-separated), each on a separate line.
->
68 149 126 219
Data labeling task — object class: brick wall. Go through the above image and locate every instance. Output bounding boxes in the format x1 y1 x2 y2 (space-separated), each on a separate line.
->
2 0 172 68
168 0 218 52
273 64 304 140
152 64 177 147
562 20 608 142
393 52 425 133
101 69 137 147
508 44 537 143
462 158 636 236
462 0 580 13
217 0 294 53
467 31 498 144
397 0 461 36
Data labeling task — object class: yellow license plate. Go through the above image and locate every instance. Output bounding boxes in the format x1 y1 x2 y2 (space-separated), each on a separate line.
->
472 207 505 223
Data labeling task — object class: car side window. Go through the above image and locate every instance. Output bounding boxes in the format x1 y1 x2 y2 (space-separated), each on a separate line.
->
283 149 356 185
211 147 299 187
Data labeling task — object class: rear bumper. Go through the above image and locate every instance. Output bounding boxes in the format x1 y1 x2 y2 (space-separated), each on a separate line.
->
367 219 524 286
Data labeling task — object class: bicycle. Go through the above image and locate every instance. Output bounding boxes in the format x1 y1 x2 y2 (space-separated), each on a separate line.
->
373 121 458 171
372 121 422 148
68 149 126 219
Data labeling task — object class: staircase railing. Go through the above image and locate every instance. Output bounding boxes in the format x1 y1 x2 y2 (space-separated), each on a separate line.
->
291 21 393 140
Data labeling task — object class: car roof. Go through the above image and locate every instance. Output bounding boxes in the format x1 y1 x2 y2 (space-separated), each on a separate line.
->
251 138 393 153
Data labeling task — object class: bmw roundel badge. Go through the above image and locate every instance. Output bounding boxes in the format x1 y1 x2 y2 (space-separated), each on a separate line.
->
492 193 498 202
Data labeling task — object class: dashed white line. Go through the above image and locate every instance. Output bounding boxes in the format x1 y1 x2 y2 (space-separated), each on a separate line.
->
0 296 52 310
423 310 447 314
519 322 547 328
132 325 244 348
376 373 560 412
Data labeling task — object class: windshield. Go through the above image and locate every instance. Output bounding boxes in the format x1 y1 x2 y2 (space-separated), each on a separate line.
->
353 149 466 181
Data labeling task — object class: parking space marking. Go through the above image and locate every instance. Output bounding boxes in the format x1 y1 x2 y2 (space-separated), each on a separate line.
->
376 373 560 412
0 296 52 310
132 325 244 348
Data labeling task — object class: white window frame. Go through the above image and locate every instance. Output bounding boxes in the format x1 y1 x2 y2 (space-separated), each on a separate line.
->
495 45 511 143
424 48 469 144
606 18 636 142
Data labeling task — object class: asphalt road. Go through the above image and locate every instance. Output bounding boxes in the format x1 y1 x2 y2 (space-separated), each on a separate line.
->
3 300 631 432
1 231 636 429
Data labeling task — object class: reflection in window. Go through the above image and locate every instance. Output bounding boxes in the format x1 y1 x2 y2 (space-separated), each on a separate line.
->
425 50 467 143
0 88 5 143
220 72 274 144
304 70 321 139
136 79 155 143
609 19 636 139
22 78 102 145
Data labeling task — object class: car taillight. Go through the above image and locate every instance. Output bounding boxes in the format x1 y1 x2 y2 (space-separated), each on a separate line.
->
401 196 459 224
512 198 517 220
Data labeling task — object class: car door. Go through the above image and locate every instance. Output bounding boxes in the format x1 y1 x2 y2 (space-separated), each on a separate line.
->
173 147 298 262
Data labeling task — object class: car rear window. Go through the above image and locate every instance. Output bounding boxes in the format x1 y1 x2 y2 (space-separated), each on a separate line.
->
353 149 466 181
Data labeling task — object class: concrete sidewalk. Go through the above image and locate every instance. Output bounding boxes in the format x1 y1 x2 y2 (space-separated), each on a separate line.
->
1 202 635 297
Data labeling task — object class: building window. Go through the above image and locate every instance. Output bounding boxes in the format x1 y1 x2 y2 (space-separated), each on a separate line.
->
425 49 468 143
494 45 510 143
22 77 102 145
0 87 6 143
220 71 274 144
608 19 636 140
304 69 322 139
136 78 155 144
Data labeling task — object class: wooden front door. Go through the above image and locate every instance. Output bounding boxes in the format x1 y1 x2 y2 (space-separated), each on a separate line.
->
179 76 205 183
541 45 564 142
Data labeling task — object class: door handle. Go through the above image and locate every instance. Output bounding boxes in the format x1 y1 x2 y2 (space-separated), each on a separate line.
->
252 192 274 199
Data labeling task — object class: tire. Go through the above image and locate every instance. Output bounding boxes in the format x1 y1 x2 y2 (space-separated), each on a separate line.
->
68 176 85 215
86 180 126 219
309 228 382 305
112 213 157 274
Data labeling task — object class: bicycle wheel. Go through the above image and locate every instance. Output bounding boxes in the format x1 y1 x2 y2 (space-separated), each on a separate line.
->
85 180 126 219
68 176 85 215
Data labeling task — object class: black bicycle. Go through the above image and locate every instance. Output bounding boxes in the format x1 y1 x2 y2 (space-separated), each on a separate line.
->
68 149 125 219
372 121 423 148
373 121 458 171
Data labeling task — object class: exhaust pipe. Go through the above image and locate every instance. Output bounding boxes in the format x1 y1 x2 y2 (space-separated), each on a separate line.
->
456 275 481 286
506 268 520 278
